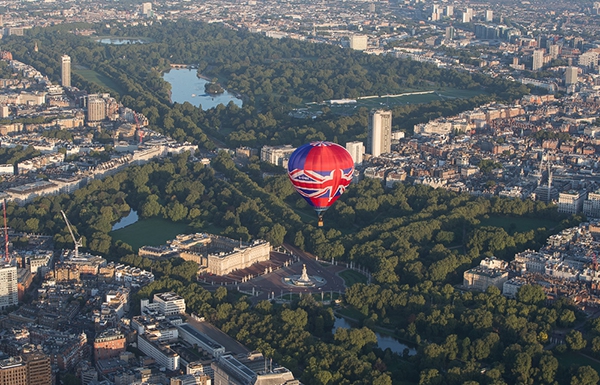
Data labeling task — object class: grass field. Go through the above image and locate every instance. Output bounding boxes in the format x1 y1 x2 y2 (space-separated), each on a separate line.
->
558 352 600 374
92 35 153 43
339 270 368 286
338 307 365 321
110 218 189 250
73 68 125 95
478 215 557 233
308 87 485 115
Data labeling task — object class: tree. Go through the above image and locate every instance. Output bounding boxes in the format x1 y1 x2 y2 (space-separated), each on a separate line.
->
140 195 162 218
315 370 333 385
571 366 600 385
516 284 546 305
267 223 286 247
566 330 587 351
538 354 558 384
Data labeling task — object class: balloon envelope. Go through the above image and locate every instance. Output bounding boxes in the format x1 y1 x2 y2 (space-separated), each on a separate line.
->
287 141 354 215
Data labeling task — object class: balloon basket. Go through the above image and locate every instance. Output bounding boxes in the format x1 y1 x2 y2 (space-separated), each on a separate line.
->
317 215 324 227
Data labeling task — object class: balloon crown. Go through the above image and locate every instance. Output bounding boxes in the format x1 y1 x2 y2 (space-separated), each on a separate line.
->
310 141 334 147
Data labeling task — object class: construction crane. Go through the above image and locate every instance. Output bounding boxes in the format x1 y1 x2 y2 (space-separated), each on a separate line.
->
61 210 82 259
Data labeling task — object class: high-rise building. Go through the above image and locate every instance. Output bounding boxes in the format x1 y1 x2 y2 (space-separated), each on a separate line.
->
485 10 493 22
431 4 440 20
61 55 71 88
0 356 27 385
141 2 152 17
349 35 368 51
368 110 392 157
345 141 365 165
549 44 560 59
86 95 107 122
445 26 455 41
23 352 52 385
565 66 578 85
462 8 473 23
0 265 17 310
532 49 545 70
444 5 453 17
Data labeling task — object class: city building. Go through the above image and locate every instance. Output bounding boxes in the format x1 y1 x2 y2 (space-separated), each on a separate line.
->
565 66 578 85
345 141 364 165
207 239 270 276
463 266 509 291
0 264 18 310
86 95 107 122
141 2 152 17
141 292 186 316
431 7 440 21
0 356 27 385
558 190 586 214
260 145 296 167
445 26 455 41
176 323 225 358
212 354 299 385
23 352 52 385
579 51 599 68
368 110 392 157
349 35 368 51
170 374 212 385
532 49 545 70
61 55 71 88
462 8 473 23
137 334 180 371
485 10 493 22
502 277 527 298
445 5 453 17
94 329 126 362
584 190 600 218
549 44 560 59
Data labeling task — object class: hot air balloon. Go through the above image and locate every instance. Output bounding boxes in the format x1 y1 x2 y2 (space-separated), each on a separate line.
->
287 141 354 227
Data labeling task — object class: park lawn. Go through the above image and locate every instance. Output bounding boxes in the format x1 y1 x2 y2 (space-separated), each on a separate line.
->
338 307 366 321
73 68 125 95
557 352 600 374
339 270 368 286
312 87 485 116
438 88 485 99
478 215 557 233
93 35 153 42
110 217 189 250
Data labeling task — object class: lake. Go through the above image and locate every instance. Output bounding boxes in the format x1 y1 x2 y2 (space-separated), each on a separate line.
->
334 316 417 356
163 69 243 110
111 209 139 231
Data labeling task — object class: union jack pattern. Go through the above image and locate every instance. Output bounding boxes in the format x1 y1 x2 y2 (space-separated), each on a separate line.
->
288 167 354 204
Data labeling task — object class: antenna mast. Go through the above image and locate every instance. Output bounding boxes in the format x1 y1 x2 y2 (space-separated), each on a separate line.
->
61 210 82 259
